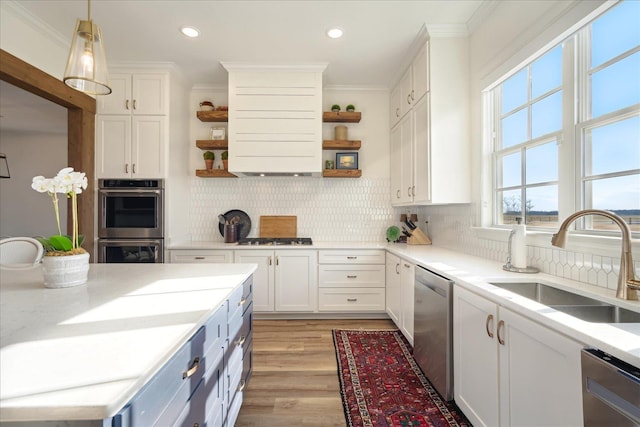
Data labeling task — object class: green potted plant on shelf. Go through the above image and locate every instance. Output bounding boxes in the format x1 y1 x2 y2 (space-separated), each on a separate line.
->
346 104 356 112
203 151 215 170
221 150 229 171
331 104 341 112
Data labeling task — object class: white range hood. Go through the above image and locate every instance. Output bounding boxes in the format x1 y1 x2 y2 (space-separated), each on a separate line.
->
221 62 327 177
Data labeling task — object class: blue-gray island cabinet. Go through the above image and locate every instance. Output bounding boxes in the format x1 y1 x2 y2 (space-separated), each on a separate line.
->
0 263 255 426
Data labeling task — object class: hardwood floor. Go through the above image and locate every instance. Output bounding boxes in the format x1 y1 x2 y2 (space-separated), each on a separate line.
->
235 318 397 427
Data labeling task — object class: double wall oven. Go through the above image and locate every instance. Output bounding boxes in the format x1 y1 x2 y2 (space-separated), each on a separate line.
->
97 179 164 263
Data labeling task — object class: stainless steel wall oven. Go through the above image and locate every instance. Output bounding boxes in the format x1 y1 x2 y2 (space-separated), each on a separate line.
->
97 179 164 263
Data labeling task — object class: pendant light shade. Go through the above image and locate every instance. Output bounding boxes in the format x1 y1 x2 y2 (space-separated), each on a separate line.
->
63 0 111 95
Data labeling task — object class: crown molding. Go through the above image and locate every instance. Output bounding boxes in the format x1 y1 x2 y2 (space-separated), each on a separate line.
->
466 0 501 35
1 1 69 50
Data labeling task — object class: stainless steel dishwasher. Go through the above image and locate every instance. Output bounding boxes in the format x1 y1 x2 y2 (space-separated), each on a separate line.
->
414 265 454 401
581 348 640 426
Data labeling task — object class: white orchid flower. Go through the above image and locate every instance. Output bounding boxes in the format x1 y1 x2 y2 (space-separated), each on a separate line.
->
31 176 55 193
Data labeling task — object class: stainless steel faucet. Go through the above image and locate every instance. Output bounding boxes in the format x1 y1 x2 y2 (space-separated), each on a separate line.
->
551 209 640 300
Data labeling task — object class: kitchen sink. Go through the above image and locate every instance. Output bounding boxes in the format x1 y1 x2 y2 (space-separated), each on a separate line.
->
489 282 640 323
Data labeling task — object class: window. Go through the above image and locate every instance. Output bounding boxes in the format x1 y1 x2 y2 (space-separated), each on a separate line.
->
491 0 640 232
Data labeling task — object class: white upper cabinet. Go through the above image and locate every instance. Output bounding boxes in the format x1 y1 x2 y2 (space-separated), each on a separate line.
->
389 28 470 206
222 63 326 176
97 73 168 115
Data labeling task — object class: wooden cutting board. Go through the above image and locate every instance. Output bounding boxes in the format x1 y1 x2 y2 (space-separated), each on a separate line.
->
260 216 297 238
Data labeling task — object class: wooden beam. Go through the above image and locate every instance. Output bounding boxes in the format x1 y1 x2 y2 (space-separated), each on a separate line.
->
0 49 96 113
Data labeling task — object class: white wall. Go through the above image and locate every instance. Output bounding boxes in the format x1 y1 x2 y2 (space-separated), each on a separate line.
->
0 130 68 237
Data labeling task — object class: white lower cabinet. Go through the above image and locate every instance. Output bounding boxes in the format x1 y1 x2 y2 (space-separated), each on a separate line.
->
318 250 386 312
453 286 584 427
235 250 317 312
385 253 401 324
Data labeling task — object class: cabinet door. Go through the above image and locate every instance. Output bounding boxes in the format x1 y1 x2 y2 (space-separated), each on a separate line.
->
131 116 165 178
400 260 414 344
389 83 402 127
412 42 429 103
274 250 317 312
498 307 583 426
97 73 131 114
399 113 414 204
390 123 403 204
453 286 500 427
385 253 401 326
412 94 430 204
132 73 168 115
399 67 413 119
96 115 131 178
235 250 275 312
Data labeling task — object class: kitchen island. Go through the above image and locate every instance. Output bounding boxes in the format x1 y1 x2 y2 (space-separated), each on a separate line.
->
0 262 256 425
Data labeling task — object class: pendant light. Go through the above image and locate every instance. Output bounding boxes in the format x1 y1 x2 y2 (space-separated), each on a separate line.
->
63 0 111 95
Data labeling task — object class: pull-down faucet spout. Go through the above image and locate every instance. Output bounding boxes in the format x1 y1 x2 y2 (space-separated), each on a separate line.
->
551 209 639 300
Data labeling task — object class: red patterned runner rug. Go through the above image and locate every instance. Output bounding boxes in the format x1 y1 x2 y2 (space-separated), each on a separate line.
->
333 329 471 427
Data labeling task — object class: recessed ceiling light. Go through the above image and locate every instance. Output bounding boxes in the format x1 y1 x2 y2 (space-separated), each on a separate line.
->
327 28 344 39
180 26 200 38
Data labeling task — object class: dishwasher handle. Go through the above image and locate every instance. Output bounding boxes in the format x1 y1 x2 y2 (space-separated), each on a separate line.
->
419 281 448 298
415 266 454 298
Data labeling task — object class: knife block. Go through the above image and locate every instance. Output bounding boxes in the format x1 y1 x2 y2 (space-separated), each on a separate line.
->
408 227 432 245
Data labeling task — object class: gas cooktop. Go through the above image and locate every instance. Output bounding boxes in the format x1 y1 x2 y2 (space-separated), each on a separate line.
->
237 237 313 246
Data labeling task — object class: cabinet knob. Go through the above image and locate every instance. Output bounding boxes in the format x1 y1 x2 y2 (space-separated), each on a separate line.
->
485 314 494 338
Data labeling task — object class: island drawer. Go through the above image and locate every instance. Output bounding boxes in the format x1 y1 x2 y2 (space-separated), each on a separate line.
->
319 264 385 288
169 249 233 263
128 325 206 426
318 288 386 312
318 250 385 265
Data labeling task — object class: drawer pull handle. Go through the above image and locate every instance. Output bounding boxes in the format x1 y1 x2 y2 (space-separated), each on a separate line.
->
239 297 246 306
132 163 136 174
347 275 357 279
133 99 137 110
347 298 358 302
125 163 129 173
347 256 357 260
183 357 200 379
395 263 400 274
193 424 200 427
238 379 246 392
235 335 246 346
485 314 494 338
125 99 129 110
194 256 205 260
497 320 505 345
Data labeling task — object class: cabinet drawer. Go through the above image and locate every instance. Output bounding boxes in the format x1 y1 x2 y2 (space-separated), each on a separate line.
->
318 250 385 265
318 288 386 312
170 250 233 263
130 326 205 426
319 264 385 288
203 304 226 361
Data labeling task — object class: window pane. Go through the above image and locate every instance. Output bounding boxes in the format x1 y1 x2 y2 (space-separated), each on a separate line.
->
585 174 640 231
501 109 528 148
498 189 522 224
587 116 640 176
500 152 521 188
525 185 559 228
501 68 528 114
531 91 562 138
532 46 562 98
591 1 640 68
591 52 640 118
526 141 558 184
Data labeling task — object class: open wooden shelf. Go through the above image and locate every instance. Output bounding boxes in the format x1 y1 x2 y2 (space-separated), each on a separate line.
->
195 169 237 178
322 169 362 178
322 111 361 123
322 140 361 150
197 110 228 122
196 140 228 150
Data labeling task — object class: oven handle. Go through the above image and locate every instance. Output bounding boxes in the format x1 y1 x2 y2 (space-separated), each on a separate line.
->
99 189 163 196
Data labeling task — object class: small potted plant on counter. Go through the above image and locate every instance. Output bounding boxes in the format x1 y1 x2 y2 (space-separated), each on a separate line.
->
203 151 215 170
346 104 356 112
221 150 229 170
331 104 341 112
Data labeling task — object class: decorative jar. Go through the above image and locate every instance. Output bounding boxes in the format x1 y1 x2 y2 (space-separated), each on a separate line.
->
42 252 90 289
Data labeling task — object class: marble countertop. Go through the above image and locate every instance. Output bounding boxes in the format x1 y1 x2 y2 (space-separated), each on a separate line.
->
385 244 640 367
0 263 257 422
